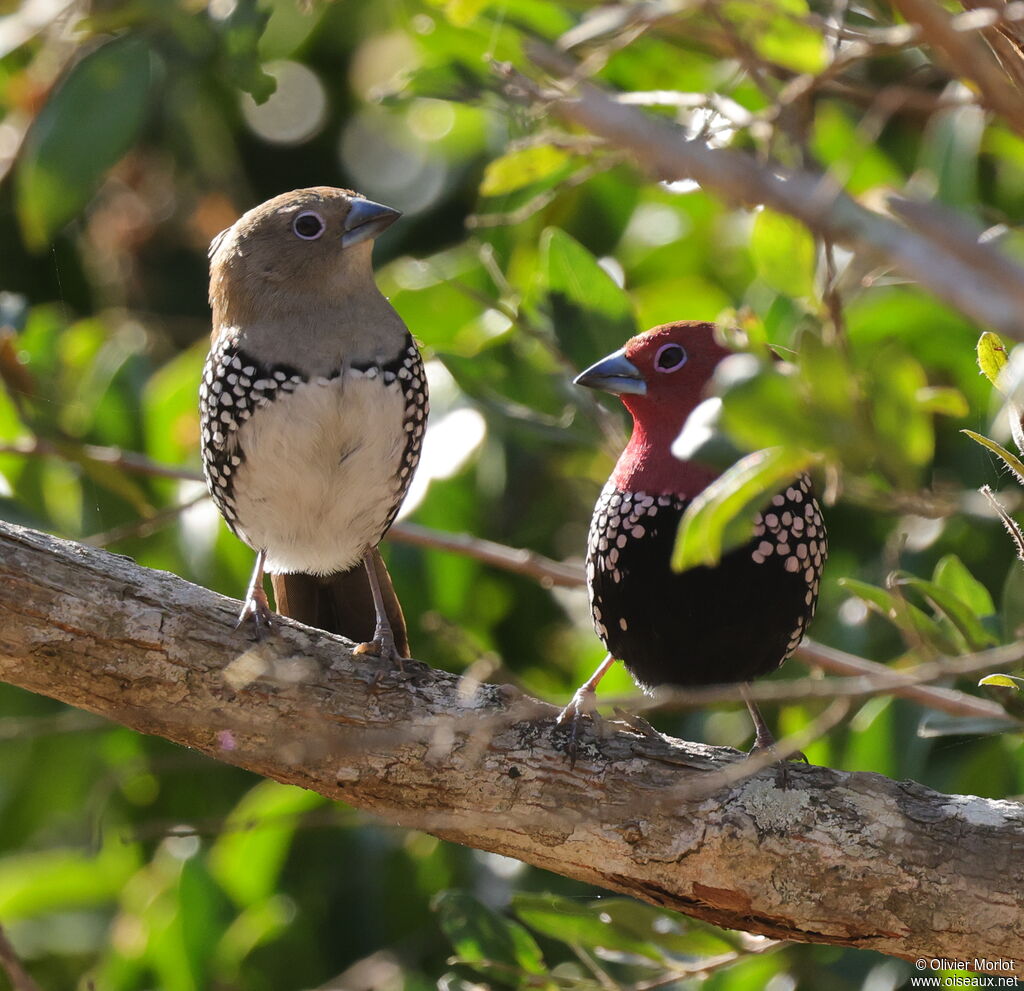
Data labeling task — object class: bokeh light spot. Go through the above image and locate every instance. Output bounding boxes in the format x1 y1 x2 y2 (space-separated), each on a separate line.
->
241 60 327 146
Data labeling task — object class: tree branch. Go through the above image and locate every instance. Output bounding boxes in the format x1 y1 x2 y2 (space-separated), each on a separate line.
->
0 520 1021 965
501 47 1024 340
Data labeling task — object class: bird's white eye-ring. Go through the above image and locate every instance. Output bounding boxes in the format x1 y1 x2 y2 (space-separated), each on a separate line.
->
293 211 325 240
654 342 687 372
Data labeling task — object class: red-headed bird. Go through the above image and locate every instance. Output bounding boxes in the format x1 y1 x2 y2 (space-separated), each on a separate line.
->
561 321 826 749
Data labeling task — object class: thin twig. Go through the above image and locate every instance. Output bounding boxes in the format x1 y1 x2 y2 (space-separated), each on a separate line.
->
85 489 210 547
388 521 585 588
596 640 1024 719
893 0 1024 137
0 437 202 482
980 483 1024 561
0 924 42 991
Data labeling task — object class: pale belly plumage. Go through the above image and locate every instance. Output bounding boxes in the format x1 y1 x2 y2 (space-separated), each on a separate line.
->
230 375 407 574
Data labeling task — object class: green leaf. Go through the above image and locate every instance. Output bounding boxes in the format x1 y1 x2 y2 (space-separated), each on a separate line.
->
810 103 903 195
915 386 969 418
919 102 985 210
718 360 823 452
837 577 956 652
750 209 816 298
15 35 156 250
977 332 1008 388
587 899 736 957
480 145 573 196
979 673 1024 691
512 893 664 962
961 429 1024 484
932 555 995 618
219 0 276 102
0 835 140 918
209 781 326 908
433 891 546 974
722 0 826 73
672 447 817 571
445 0 491 25
538 227 637 368
869 348 933 479
895 573 998 651
797 328 856 422
215 895 296 971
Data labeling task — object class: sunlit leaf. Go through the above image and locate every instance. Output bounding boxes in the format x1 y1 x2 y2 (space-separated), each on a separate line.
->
672 447 817 571
209 781 326 908
837 577 956 652
15 35 156 250
811 103 903 194
932 554 995 618
512 893 664 962
977 332 1009 388
433 891 546 974
480 145 573 196
962 429 1024 484
915 386 968 418
722 0 826 72
895 573 998 651
215 895 295 971
797 328 856 422
718 360 823 452
979 673 1024 691
537 227 637 368
869 348 933 478
750 209 816 298
919 102 985 210
0 836 140 918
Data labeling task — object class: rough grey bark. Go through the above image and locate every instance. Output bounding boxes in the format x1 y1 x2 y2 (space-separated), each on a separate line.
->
0 519 1021 966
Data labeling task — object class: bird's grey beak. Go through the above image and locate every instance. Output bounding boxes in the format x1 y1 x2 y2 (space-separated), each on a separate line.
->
341 198 401 248
574 348 647 397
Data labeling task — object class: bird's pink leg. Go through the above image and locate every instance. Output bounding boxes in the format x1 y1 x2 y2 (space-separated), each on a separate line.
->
556 654 617 766
557 654 616 725
237 549 273 638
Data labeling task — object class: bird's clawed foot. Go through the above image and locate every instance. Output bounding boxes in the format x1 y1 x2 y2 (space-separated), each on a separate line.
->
236 588 274 639
237 550 275 640
554 655 617 769
357 552 407 672
555 686 600 769
354 630 407 672
746 736 808 765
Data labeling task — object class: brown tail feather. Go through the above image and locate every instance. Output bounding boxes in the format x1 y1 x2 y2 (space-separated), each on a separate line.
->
269 546 410 656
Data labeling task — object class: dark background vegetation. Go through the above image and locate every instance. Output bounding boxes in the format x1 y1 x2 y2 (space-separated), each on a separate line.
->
0 0 1022 987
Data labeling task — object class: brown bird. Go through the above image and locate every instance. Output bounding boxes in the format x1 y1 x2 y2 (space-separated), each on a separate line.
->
200 187 428 659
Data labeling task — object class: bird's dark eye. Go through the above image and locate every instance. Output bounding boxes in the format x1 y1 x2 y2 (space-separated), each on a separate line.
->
293 211 325 240
654 343 687 373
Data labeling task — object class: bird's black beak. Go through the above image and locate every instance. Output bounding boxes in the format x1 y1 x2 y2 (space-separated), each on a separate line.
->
574 348 647 397
341 198 401 248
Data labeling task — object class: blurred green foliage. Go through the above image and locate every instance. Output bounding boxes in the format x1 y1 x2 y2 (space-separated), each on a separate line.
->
1 0 1023 988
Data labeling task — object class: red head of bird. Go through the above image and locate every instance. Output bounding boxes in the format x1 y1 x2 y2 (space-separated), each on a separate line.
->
575 321 731 497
